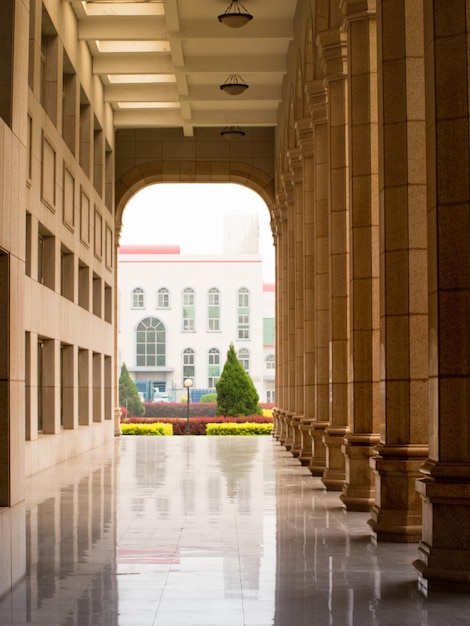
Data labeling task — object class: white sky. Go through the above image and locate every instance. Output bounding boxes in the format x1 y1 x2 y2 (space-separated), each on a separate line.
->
120 183 275 282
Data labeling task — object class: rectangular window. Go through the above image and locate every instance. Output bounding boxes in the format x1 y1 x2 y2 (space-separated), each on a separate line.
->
38 226 55 289
238 314 250 340
208 318 220 331
183 318 195 332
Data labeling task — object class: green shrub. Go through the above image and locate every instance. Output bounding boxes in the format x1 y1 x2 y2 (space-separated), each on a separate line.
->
121 422 173 436
200 393 217 402
206 422 273 436
216 343 263 417
119 363 145 417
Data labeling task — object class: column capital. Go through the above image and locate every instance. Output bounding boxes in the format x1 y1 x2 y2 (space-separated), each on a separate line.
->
340 0 376 26
295 118 314 158
305 80 327 124
287 147 303 182
316 29 348 82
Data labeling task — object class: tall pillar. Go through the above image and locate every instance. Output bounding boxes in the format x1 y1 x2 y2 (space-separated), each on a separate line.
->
317 29 349 489
413 0 470 593
296 119 315 466
368 0 428 542
340 0 381 507
288 149 305 457
304 82 329 475
276 192 290 445
285 176 296 449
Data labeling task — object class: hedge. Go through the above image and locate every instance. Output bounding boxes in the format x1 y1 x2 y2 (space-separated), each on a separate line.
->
121 422 173 436
206 423 273 436
142 402 218 418
121 415 273 435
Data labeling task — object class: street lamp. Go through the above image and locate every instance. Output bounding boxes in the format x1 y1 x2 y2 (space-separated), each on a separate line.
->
184 378 193 435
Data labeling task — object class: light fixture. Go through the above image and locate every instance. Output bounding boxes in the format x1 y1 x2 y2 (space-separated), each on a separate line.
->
220 74 249 96
184 378 193 436
218 1 253 28
220 126 246 139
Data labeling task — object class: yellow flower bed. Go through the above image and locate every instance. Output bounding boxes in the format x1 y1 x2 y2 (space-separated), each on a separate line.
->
121 422 173 436
206 423 273 436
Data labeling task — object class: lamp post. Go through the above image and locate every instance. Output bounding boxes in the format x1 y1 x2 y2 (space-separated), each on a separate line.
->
184 378 193 435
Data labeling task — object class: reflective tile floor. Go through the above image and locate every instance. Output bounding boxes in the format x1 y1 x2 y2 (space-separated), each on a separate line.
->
2 437 470 625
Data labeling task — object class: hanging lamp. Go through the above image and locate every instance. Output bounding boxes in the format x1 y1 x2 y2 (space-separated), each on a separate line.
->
220 126 246 139
219 74 249 95
218 1 253 28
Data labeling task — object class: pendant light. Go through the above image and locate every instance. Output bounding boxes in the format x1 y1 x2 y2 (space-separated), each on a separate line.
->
219 74 249 95
218 1 253 28
220 126 246 139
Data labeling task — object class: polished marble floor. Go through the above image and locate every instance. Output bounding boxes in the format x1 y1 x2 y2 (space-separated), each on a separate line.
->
1 436 470 625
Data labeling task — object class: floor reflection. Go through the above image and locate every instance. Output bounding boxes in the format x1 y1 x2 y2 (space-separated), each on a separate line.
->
1 437 470 625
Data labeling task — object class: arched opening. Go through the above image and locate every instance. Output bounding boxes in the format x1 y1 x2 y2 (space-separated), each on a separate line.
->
117 182 276 407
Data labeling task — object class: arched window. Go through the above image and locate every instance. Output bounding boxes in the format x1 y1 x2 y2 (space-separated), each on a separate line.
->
183 348 195 380
266 354 275 369
132 287 145 309
237 287 250 339
157 287 170 309
182 287 195 331
208 287 220 331
136 317 165 366
238 348 250 372
208 348 220 387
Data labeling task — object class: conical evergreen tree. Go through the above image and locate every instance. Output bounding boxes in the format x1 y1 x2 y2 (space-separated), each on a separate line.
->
119 363 145 416
216 343 262 417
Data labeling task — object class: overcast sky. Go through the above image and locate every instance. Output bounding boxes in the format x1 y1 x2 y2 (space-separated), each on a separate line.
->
120 183 275 282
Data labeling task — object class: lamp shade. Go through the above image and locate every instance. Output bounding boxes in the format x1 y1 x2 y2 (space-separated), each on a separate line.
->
220 126 246 139
218 1 253 28
220 74 249 95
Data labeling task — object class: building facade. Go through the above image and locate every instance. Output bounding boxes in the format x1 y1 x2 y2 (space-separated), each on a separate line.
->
118 245 275 404
1 0 470 599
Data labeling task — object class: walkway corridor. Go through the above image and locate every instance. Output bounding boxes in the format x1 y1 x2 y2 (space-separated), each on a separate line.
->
1 437 470 625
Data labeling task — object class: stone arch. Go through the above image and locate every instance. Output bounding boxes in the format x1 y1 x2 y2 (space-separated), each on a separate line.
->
115 160 275 242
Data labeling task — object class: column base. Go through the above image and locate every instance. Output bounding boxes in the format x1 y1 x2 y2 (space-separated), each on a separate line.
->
322 427 348 491
308 421 329 476
283 412 295 451
298 418 314 466
413 461 470 592
368 445 427 542
340 433 380 511
290 414 304 457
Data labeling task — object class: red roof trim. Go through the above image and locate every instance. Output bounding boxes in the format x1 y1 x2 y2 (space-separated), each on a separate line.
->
119 245 180 255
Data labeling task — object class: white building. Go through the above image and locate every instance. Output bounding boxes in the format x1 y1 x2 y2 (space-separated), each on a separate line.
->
118 244 275 403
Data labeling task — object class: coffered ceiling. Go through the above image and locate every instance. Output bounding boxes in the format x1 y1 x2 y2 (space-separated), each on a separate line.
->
66 0 297 136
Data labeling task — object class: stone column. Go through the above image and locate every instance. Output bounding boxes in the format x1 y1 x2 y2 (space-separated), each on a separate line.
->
272 213 283 440
304 81 330 475
277 184 293 448
285 176 296 450
286 149 305 457
297 117 315 466
368 0 428 542
317 28 349 489
413 0 470 593
339 0 381 507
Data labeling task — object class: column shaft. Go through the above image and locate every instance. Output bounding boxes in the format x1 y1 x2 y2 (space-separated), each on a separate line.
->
369 0 428 542
414 0 470 593
340 0 381 508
